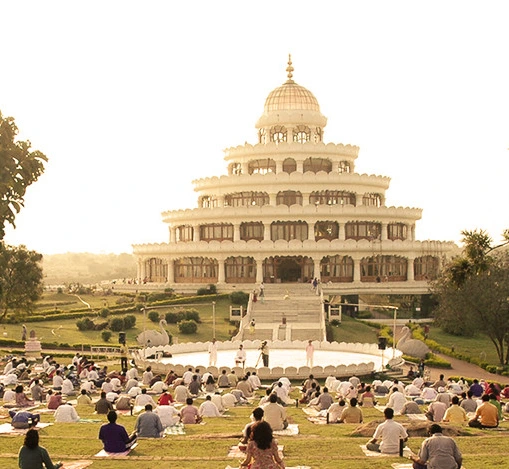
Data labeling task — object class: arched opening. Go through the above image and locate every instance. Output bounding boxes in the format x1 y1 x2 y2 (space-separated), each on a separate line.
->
263 256 313 283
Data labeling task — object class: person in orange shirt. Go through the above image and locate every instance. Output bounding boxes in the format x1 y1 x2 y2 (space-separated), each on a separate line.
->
468 394 499 428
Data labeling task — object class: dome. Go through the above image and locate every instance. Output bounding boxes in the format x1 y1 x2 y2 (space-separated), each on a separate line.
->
263 56 321 113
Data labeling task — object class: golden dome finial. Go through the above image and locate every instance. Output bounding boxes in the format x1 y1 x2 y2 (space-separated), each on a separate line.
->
286 54 294 83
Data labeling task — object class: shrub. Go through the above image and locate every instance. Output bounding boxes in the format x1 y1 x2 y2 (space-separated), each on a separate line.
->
197 284 217 295
166 311 186 324
99 308 110 318
148 311 160 322
178 319 198 334
115 296 133 305
230 291 249 306
109 317 125 332
101 330 112 342
356 310 373 319
76 318 95 331
93 321 109 331
184 309 201 323
164 288 174 294
123 315 136 329
57 287 63 294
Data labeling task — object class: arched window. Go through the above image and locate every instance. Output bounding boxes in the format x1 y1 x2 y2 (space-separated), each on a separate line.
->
314 127 322 143
200 195 217 208
240 222 264 241
176 225 194 242
387 223 408 241
414 256 440 280
258 128 267 144
293 125 310 143
229 162 242 175
310 190 356 206
276 190 302 206
199 224 233 242
248 159 276 175
225 256 256 283
271 221 308 241
320 255 354 282
270 125 287 143
282 158 297 174
224 191 269 207
338 161 351 173
314 221 339 241
360 255 407 282
345 222 381 240
144 258 167 283
174 257 218 283
303 157 332 173
362 193 382 207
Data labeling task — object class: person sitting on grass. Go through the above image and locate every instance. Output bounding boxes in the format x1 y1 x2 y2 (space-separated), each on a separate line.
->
99 410 137 453
468 394 499 428
338 397 363 423
95 391 113 414
77 389 93 406
134 404 164 438
240 421 285 469
18 428 62 469
409 423 462 469
240 407 264 446
180 397 203 424
366 407 408 454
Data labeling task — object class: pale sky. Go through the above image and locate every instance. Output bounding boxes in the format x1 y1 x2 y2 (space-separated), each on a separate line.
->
2 1 508 255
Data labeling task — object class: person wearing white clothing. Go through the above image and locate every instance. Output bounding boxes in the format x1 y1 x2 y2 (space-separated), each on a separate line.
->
199 395 222 417
387 388 407 414
208 338 218 366
305 340 314 367
134 389 157 408
211 393 225 412
54 403 80 423
61 378 76 396
151 381 168 394
235 345 247 368
126 367 138 380
155 405 180 428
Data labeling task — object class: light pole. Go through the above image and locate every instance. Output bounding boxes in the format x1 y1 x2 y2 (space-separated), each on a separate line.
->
212 301 216 338
392 306 398 359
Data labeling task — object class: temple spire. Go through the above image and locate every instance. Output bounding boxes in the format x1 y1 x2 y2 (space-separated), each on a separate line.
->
285 54 294 83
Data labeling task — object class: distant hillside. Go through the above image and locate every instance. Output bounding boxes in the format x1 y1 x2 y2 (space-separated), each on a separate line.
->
42 252 136 285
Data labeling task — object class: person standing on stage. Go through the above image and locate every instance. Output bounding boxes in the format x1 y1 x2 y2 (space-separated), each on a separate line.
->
305 340 315 367
208 338 218 366
235 344 247 368
261 341 269 367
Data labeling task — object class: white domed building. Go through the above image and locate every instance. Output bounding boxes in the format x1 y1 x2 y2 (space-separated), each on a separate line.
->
133 57 457 296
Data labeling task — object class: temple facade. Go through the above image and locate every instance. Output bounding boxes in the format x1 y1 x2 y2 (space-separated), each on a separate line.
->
133 57 457 292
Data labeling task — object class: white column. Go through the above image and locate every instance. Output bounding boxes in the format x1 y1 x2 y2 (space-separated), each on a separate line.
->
356 193 362 206
276 160 283 173
353 257 361 282
193 225 200 242
256 257 264 283
269 193 277 205
313 258 321 281
296 160 304 172
241 162 249 174
217 259 225 284
264 223 271 241
140 258 146 282
407 257 415 281
302 192 311 206
166 258 174 283
338 223 345 241
233 223 241 242
170 226 177 243
308 221 315 240
381 223 388 241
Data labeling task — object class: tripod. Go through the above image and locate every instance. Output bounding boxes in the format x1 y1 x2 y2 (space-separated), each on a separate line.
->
255 351 263 368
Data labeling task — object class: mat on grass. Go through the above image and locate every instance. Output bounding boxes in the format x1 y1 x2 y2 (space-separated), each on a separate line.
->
406 414 427 421
60 460 93 469
274 424 299 436
306 416 327 425
0 422 52 434
227 445 284 458
302 407 320 417
95 442 138 457
391 465 467 469
225 466 310 469
360 445 400 457
164 423 186 435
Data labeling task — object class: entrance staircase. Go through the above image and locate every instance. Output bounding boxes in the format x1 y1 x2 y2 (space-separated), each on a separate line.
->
238 284 326 341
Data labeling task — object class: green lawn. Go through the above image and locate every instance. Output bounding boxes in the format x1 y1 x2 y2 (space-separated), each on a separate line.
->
0 387 508 468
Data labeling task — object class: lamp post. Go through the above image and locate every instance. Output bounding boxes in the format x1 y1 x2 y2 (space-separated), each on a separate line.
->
212 301 216 338
392 306 398 359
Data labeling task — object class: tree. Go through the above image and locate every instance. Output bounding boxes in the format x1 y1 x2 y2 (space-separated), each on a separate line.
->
0 111 48 239
431 229 509 364
0 243 44 322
